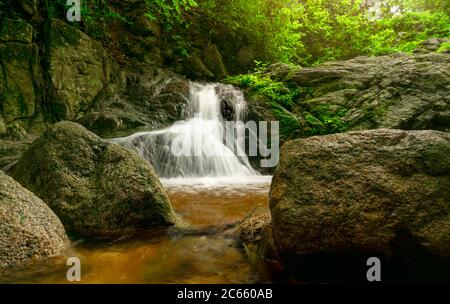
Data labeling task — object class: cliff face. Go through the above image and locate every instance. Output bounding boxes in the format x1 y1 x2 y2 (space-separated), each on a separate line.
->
0 1 235 141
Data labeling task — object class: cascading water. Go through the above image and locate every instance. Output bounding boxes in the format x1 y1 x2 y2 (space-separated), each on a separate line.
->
113 83 261 182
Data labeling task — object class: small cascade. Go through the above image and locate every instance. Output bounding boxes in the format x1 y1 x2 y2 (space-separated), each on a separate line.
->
113 83 259 179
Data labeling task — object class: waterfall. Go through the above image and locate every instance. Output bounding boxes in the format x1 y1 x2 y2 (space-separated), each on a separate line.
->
113 83 260 180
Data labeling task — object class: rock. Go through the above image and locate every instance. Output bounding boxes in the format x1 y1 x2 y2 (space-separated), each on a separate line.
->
0 138 32 169
15 0 38 17
81 68 189 137
202 43 228 79
186 53 215 79
242 52 450 142
12 122 179 235
77 112 123 137
0 43 39 123
47 19 118 120
270 129 450 279
0 171 69 269
0 118 5 137
0 17 45 137
238 47 254 67
415 38 450 54
0 18 33 43
235 213 271 245
135 14 160 36
182 44 228 80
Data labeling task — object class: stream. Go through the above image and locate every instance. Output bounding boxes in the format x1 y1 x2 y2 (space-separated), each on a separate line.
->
1 83 274 284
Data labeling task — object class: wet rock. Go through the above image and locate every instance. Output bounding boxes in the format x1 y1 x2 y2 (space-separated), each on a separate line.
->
0 18 33 43
0 171 69 269
12 122 179 236
80 68 190 137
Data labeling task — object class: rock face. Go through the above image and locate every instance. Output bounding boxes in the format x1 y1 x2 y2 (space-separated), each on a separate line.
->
78 67 190 138
12 122 178 235
47 19 119 121
245 52 450 143
270 129 450 279
0 171 69 269
182 43 228 80
0 18 45 139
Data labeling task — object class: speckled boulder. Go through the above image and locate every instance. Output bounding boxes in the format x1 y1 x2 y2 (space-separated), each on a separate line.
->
0 171 69 269
270 129 450 265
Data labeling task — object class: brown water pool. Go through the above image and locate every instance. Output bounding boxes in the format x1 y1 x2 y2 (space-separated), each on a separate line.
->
1 178 272 284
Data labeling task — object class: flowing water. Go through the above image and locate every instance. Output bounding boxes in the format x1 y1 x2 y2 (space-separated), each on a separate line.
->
112 83 258 178
1 83 273 284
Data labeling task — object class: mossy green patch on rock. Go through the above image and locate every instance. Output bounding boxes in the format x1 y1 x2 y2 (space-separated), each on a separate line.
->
0 18 33 43
12 122 179 236
46 19 118 121
0 42 39 124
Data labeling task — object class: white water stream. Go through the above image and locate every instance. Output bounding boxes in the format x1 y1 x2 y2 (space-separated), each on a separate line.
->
113 83 269 185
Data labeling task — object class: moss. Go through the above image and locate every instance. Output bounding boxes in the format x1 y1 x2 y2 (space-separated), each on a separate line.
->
0 18 33 43
48 19 82 48
271 103 303 140
12 122 179 236
437 42 450 53
305 104 349 136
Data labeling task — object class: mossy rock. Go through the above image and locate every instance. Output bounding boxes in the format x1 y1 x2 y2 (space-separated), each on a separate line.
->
0 42 39 124
0 18 33 43
47 19 118 120
13 122 179 236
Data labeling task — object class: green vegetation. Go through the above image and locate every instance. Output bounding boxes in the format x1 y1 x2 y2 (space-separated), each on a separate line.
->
47 0 130 38
193 0 450 66
304 105 348 136
226 66 349 137
438 42 450 53
12 0 449 139
44 0 449 65
370 11 450 55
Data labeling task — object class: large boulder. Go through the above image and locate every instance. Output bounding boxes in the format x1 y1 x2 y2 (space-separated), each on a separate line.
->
270 129 450 280
12 122 178 235
0 171 69 269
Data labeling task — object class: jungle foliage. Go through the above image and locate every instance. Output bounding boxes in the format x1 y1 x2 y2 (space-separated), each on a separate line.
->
46 0 449 66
